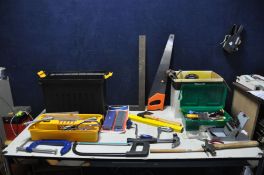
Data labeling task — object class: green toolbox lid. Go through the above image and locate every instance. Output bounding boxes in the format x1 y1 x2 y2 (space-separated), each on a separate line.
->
180 83 227 113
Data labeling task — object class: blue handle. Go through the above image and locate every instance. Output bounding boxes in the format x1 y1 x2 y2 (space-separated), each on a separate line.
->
26 140 72 155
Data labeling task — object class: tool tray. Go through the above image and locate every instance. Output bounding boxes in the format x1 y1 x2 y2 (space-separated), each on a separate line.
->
171 70 224 90
180 83 231 131
29 113 103 142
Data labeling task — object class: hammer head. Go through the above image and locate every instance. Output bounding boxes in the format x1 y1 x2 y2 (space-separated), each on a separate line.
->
157 127 173 139
202 139 216 156
172 133 180 148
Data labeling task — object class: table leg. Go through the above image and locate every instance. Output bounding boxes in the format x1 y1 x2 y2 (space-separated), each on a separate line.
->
3 157 12 175
256 154 264 175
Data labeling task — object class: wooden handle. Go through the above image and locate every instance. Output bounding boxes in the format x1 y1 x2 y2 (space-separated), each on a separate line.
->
144 115 182 126
214 141 259 150
150 148 203 153
150 141 259 153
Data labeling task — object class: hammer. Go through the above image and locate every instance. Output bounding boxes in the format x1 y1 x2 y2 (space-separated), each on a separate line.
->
150 140 259 156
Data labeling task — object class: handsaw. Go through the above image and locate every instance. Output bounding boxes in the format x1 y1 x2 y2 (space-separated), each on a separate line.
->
147 34 174 111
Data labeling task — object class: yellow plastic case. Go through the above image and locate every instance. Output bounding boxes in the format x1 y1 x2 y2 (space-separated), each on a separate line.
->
173 70 224 83
29 113 103 142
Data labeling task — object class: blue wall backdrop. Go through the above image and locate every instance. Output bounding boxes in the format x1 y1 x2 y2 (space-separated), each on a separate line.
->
0 0 264 115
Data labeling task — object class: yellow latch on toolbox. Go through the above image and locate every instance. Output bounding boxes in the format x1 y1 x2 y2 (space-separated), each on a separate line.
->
104 72 113 79
37 70 46 78
185 114 199 119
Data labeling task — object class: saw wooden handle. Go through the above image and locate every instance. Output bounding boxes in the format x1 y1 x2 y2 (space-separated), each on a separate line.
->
214 141 259 150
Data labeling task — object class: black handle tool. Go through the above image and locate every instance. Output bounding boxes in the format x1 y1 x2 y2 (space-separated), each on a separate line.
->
72 140 149 157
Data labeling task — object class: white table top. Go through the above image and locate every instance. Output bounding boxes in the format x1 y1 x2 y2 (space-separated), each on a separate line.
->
3 107 263 160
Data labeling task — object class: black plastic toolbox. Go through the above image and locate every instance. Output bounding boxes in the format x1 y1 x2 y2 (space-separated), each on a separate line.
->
39 72 106 114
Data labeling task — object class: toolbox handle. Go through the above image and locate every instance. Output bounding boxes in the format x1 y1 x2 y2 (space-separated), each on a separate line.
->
125 141 150 157
178 90 182 100
194 83 206 86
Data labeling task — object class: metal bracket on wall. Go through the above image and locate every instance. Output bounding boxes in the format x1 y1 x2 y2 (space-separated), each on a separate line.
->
130 35 146 111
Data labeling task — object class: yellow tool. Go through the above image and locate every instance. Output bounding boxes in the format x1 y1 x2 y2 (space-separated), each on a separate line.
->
29 113 103 142
186 113 199 119
136 111 182 126
141 115 182 126
129 114 183 133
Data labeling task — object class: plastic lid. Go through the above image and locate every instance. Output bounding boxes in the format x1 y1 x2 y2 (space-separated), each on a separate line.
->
180 83 227 112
